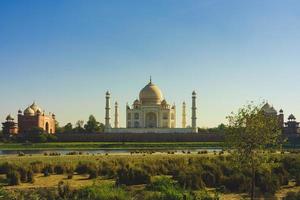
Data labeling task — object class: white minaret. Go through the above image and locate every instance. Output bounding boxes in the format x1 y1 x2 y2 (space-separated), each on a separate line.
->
191 91 197 132
114 101 119 128
105 91 111 129
182 102 187 128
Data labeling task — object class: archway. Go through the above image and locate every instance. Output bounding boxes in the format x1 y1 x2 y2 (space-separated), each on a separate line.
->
145 112 157 128
45 122 49 133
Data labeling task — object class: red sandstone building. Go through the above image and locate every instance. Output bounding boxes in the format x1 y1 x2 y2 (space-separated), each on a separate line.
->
2 102 56 134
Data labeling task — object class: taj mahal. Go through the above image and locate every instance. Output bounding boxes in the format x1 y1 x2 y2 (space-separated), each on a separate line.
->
104 78 198 133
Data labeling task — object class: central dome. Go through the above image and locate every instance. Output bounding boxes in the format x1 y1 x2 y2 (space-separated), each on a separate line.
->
139 80 163 105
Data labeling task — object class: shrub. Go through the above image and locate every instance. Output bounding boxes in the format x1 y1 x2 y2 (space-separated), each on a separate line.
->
146 176 175 191
221 173 250 192
27 169 35 183
75 184 128 200
66 167 74 179
285 191 300 200
18 166 28 183
58 181 73 199
174 169 205 190
256 169 280 195
88 168 98 179
30 161 44 173
0 162 17 174
54 165 65 174
202 171 216 187
116 166 151 186
6 170 21 185
146 176 193 200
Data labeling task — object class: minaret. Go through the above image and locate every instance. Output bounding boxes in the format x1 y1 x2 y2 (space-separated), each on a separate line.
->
114 102 119 128
191 91 197 132
182 102 187 128
105 91 111 129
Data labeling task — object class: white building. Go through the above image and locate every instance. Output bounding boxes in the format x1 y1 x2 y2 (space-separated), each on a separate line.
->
104 78 198 133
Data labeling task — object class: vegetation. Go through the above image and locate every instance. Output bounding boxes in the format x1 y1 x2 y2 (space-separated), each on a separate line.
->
0 153 299 199
56 115 104 134
226 102 282 199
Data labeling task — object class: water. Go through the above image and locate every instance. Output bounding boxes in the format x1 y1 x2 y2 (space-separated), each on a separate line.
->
0 148 222 155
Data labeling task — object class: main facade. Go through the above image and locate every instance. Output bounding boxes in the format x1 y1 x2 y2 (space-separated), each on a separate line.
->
104 79 198 133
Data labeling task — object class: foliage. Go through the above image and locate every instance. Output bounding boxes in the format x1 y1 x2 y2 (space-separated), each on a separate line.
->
84 115 102 133
6 170 20 185
226 102 282 199
174 168 205 190
75 184 128 200
116 165 151 186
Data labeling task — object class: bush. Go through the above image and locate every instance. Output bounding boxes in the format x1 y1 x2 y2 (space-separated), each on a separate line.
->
42 165 53 177
18 166 28 183
6 170 21 185
0 162 17 174
58 181 73 199
202 171 216 187
54 165 65 174
88 168 98 179
75 184 128 200
221 173 250 192
146 176 193 200
174 169 205 190
116 166 151 186
256 169 280 195
27 169 35 183
285 191 300 200
146 176 176 191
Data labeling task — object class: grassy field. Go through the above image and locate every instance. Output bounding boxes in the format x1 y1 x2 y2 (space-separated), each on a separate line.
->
0 141 224 150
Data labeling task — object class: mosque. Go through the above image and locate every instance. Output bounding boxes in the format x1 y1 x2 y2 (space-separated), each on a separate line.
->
2 102 56 134
104 78 198 133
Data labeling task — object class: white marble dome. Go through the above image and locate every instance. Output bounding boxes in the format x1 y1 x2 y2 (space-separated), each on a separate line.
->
139 80 163 105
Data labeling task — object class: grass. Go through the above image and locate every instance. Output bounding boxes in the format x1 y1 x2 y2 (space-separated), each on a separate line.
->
0 141 224 150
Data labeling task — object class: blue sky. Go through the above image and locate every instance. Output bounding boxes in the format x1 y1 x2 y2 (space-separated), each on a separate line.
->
0 0 300 128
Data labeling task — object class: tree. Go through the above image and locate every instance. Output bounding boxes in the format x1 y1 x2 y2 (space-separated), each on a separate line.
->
84 115 101 133
74 120 85 133
55 121 63 133
63 123 73 133
226 102 282 199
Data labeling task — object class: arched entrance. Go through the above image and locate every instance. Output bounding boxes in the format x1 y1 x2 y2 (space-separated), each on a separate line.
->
145 112 157 128
45 122 49 133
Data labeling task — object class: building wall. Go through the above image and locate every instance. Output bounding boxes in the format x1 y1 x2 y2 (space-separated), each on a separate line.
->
127 105 176 129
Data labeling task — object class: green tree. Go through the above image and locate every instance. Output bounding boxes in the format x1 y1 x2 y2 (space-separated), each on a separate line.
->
84 115 101 133
74 120 85 133
63 123 73 133
226 102 282 199
55 121 63 133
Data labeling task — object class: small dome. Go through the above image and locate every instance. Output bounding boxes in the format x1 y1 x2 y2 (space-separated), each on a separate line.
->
288 114 296 120
6 114 14 121
279 109 283 113
261 103 277 115
192 91 196 96
30 102 42 113
24 106 35 116
139 80 163 105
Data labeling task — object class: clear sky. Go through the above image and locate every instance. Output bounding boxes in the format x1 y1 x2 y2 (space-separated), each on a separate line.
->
0 0 300 128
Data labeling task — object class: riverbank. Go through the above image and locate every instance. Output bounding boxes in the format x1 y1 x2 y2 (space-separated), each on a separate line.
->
0 142 224 151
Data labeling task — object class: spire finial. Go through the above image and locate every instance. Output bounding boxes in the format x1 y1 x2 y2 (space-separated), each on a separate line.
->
150 76 152 84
